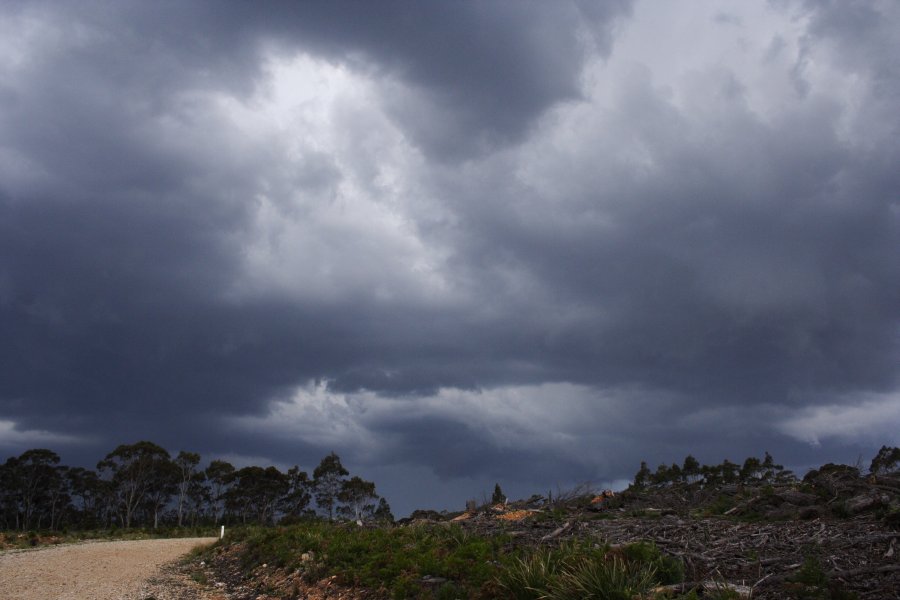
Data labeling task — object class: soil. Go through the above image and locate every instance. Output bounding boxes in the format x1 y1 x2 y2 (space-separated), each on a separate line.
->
0 537 218 600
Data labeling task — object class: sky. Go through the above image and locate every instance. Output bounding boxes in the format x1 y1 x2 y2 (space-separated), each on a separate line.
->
1 0 898 517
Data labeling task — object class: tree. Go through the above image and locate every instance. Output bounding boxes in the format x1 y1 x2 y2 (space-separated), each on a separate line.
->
281 466 313 520
67 467 104 528
492 483 506 505
740 456 762 483
682 455 701 484
870 446 900 475
97 441 171 528
668 463 683 484
173 451 201 527
4 449 67 530
205 460 234 524
633 461 652 488
142 457 178 529
225 466 288 524
373 497 394 523
313 452 349 521
338 476 378 521
184 470 208 527
651 464 671 486
701 464 721 486
720 459 739 484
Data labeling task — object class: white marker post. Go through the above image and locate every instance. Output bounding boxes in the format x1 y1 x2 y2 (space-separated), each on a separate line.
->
220 525 225 539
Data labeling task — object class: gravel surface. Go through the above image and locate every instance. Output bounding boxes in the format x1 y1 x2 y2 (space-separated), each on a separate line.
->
0 537 217 600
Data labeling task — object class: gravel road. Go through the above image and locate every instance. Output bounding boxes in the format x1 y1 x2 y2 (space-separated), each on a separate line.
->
0 537 218 600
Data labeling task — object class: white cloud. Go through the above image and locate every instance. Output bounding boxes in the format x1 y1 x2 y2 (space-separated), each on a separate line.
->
0 419 86 448
228 380 684 466
779 393 900 446
212 52 458 308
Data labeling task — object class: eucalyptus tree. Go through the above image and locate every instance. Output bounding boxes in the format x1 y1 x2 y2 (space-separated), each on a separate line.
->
204 459 234 524
337 476 378 521
143 457 178 528
173 451 201 526
8 449 66 530
313 452 348 521
97 441 172 528
225 466 288 524
66 467 104 528
281 465 313 520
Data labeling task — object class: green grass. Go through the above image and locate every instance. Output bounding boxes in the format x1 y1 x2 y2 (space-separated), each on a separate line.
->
497 540 685 600
223 523 511 597
211 524 688 599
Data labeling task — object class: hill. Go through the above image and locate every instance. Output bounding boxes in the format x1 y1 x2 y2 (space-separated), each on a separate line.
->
184 455 900 599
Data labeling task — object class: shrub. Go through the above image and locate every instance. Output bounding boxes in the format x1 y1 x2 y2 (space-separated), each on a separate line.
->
550 555 656 600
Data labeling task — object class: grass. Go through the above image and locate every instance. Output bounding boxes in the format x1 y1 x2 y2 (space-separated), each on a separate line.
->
498 540 684 599
209 524 689 599
223 522 510 597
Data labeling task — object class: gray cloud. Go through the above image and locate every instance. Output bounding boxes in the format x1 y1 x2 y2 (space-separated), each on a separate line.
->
1 1 898 516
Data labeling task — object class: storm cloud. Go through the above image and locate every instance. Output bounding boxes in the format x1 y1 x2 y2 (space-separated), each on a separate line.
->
1 0 898 515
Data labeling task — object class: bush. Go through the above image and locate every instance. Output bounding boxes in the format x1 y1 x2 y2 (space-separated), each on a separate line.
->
620 541 684 585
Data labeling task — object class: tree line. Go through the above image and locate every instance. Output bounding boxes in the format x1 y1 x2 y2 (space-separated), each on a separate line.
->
632 452 796 488
0 441 392 531
632 446 900 489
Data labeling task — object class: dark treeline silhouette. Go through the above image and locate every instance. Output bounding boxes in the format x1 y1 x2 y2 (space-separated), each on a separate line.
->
631 446 900 489
631 452 797 489
0 442 393 531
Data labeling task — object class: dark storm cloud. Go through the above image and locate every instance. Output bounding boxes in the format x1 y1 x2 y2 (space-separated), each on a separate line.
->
15 0 630 160
0 0 633 471
1 1 899 515
444 73 900 405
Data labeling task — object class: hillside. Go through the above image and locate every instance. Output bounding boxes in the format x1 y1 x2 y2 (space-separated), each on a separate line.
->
185 458 900 599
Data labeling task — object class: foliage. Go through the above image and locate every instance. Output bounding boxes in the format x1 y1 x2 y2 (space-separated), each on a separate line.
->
222 522 512 598
225 466 289 525
619 541 684 584
2 444 386 530
313 452 350 521
373 497 394 523
497 540 675 600
173 451 202 527
97 441 172 528
281 465 313 520
214 525 687 599
631 452 796 489
869 445 900 475
205 459 235 524
492 483 505 504
338 476 378 521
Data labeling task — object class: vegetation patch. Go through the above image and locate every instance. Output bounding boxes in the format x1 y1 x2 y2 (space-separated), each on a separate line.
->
202 525 690 599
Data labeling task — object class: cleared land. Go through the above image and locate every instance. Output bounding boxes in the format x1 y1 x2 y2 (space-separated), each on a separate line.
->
0 537 216 600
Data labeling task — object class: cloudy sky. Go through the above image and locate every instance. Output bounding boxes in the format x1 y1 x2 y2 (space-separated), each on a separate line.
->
1 0 898 516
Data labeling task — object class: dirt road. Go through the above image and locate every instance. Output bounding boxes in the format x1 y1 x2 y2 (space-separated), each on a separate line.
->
0 537 217 600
